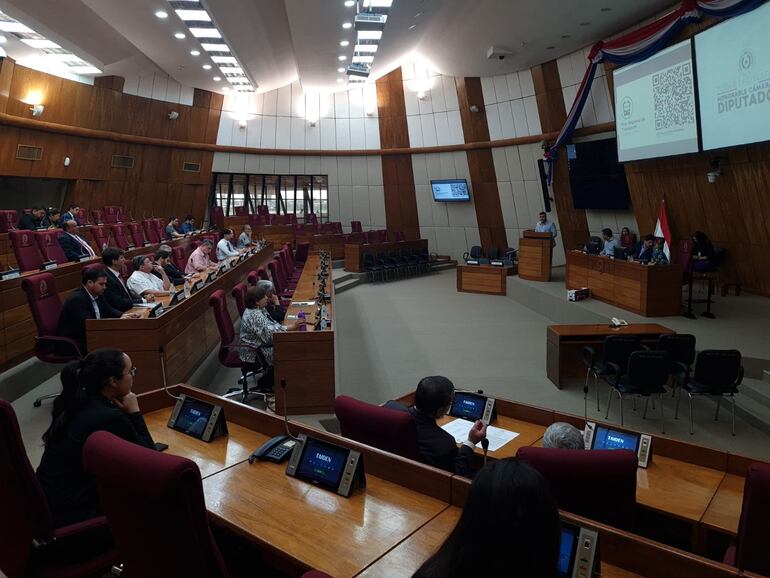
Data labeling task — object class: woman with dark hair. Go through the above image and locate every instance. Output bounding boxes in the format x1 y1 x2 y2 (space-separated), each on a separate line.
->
413 458 560 578
36 349 156 526
691 231 716 271
619 227 637 251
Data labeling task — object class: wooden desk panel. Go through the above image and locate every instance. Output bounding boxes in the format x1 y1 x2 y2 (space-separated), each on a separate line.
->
344 239 428 272
144 408 267 479
565 251 682 317
203 461 449 578
700 474 744 535
456 264 514 295
518 235 552 281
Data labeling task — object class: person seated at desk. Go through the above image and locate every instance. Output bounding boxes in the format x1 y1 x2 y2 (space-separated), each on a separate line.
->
408 376 487 477
57 268 139 354
257 279 286 323
180 214 196 234
36 349 156 526
599 228 620 257
102 247 145 312
239 224 254 249
58 219 97 262
185 239 216 275
165 216 185 240
691 230 716 272
239 285 303 392
413 458 560 578
631 234 655 263
44 208 62 229
542 422 584 450
217 228 240 261
127 255 171 299
18 206 47 230
620 227 637 252
154 249 185 286
62 204 81 226
650 237 669 266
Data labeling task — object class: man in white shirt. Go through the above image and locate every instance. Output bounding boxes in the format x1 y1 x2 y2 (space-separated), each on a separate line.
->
534 211 557 247
127 255 171 298
216 229 240 261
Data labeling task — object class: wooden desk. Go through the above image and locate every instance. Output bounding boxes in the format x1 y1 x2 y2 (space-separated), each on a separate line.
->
436 415 545 459
456 264 515 295
546 323 675 388
518 230 553 281
344 239 428 272
565 251 683 317
274 253 336 415
700 474 745 535
85 246 272 393
306 232 365 259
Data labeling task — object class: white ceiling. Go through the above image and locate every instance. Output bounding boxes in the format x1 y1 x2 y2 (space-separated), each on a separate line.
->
0 0 675 94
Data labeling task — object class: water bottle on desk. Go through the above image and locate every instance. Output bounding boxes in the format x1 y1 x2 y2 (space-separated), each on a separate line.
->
298 310 307 332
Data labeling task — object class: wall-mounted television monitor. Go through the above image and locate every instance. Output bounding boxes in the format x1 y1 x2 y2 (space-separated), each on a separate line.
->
567 138 630 210
613 38 699 162
431 179 470 202
696 1 770 150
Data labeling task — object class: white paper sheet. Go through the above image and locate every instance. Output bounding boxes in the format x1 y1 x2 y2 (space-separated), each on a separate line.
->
440 418 519 452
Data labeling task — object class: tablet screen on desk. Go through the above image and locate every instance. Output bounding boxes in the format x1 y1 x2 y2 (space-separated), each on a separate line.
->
171 397 215 437
449 392 486 422
557 525 579 577
294 437 349 491
591 425 640 452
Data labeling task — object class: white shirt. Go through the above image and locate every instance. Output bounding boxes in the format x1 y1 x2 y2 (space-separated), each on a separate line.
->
88 291 100 319
217 238 239 261
127 270 164 296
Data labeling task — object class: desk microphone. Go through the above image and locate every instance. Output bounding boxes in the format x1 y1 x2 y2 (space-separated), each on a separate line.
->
481 438 489 465
280 379 298 440
159 346 182 401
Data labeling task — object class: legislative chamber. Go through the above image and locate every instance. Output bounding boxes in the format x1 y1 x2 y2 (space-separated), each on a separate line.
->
2 1 770 577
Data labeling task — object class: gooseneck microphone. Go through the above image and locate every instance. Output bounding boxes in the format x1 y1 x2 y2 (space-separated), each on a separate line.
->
481 438 490 465
160 346 182 401
280 379 297 440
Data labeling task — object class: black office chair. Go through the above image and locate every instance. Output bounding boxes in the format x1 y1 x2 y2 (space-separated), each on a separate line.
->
487 246 500 260
415 248 430 274
675 350 743 436
587 237 602 254
363 253 383 282
583 336 642 413
605 350 670 432
463 245 487 264
657 334 696 397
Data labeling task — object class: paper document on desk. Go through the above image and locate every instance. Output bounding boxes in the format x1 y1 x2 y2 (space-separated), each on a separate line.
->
441 419 519 452
291 301 315 306
133 303 157 308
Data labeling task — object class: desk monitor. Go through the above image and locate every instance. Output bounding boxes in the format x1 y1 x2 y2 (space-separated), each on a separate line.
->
558 522 599 578
584 421 652 468
167 394 228 443
449 391 495 425
286 434 364 497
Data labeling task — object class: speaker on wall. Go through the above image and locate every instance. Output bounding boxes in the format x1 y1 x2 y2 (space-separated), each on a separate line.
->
536 159 552 213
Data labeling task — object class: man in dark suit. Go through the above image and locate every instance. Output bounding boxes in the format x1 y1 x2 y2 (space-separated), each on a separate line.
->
61 204 81 226
407 376 486 477
57 267 139 354
18 206 47 230
59 220 96 262
102 247 145 312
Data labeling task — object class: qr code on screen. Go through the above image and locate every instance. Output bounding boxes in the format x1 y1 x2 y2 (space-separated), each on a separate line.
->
652 62 695 130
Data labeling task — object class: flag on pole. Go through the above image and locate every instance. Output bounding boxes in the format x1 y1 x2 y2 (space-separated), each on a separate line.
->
654 199 672 260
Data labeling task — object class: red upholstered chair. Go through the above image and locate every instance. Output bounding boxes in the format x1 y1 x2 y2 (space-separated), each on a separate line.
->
294 242 310 264
257 204 269 216
0 209 18 233
332 221 343 234
277 251 300 285
34 230 68 265
335 396 421 461
9 229 44 271
377 229 389 242
676 238 694 268
365 230 379 244
282 243 302 272
210 205 225 229
306 213 318 225
234 206 248 216
0 399 118 578
351 220 363 233
75 208 91 225
269 260 294 299
110 224 132 250
231 282 247 317
516 446 637 530
128 222 147 246
171 245 187 270
202 234 220 262
321 223 335 234
152 218 166 242
90 209 104 224
141 219 159 244
82 431 229 578
88 225 111 254
393 231 406 242
293 222 306 235
102 206 120 224
247 270 258 286
724 463 770 576
287 214 297 225
257 266 269 281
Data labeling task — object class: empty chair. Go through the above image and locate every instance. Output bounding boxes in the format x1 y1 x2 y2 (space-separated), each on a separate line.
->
9 229 44 271
462 245 486 264
90 209 104 224
293 222 306 235
287 214 297 225
363 253 384 282
256 204 269 216
306 213 318 225
723 463 770 576
141 219 159 244
82 431 229 578
268 260 294 300
171 245 187 270
365 230 379 244
377 229 389 243
88 225 111 254
657 333 696 395
75 208 91 225
0 399 118 578
604 350 670 432
294 242 310 264
257 266 269 281
152 218 166 242
247 270 258 286
487 246 500 260
675 349 743 435
232 282 247 317
110 224 132 250
582 336 642 412
0 209 18 233
234 205 248 216
128 222 147 247
331 221 343 234
335 396 420 461
102 206 121 224
517 446 637 530
34 230 68 264
393 230 406 242
351 220 363 233
210 205 225 229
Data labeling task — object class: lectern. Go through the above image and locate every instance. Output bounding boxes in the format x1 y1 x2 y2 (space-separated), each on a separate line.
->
518 230 552 281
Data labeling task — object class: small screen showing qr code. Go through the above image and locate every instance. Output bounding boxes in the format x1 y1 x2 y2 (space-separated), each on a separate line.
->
653 63 695 131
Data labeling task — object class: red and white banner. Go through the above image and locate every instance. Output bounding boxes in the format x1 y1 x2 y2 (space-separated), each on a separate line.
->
654 199 672 260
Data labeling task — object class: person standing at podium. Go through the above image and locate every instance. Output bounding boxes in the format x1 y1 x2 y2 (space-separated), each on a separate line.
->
534 212 557 248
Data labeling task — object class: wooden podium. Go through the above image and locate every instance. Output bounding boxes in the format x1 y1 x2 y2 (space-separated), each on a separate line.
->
518 230 552 281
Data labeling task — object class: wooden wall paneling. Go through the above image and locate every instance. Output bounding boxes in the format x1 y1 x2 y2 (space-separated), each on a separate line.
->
455 77 507 252
0 125 31 177
94 76 125 92
0 57 16 114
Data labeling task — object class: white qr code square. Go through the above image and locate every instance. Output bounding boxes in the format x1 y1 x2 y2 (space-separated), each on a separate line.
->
653 62 695 131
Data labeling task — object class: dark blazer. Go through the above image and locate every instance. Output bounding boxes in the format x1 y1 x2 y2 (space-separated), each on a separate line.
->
18 213 42 230
266 303 286 324
408 407 475 476
57 287 123 354
162 262 185 286
36 395 155 526
58 232 92 262
104 268 142 312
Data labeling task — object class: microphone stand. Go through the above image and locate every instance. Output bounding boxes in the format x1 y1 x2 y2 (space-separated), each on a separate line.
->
481 438 489 465
160 346 182 401
280 379 297 440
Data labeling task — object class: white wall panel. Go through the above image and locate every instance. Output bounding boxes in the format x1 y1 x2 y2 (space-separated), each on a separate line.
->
262 89 278 116
275 116 291 149
289 155 305 174
351 157 368 186
518 69 535 97
290 117 305 150
443 75 459 110
493 74 510 103
305 156 321 174
498 100 515 139
334 91 350 118
420 114 438 147
481 76 497 104
434 112 451 146
244 154 261 174
212 152 229 172
319 118 336 150
336 156 353 186
352 185 370 226
403 84 420 116
523 96 542 135
276 85 292 116
349 118 366 149
369 185 386 227
274 156 291 174
305 122 321 150
364 117 380 149
217 115 234 146
245 116 262 148
261 116 277 148
335 118 351 150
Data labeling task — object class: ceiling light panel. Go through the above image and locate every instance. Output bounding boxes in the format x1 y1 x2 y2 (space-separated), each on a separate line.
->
189 28 221 38
211 55 237 64
21 38 61 49
344 1 393 83
354 44 377 52
356 30 383 40
352 55 374 63
201 43 229 52
174 9 211 21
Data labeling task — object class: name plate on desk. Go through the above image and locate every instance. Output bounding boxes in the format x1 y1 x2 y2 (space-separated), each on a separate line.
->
0 269 20 280
191 280 204 294
170 289 186 305
466 259 479 265
286 434 365 498
148 303 164 318
490 260 504 267
144 242 151 247
41 261 58 271
127 245 135 250
78 256 92 263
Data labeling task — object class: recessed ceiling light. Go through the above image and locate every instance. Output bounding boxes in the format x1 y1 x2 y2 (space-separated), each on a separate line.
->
212 55 237 64
580 21 591 26
342 22 352 29
337 67 345 73
357 30 382 40
175 9 211 21
340 40 350 46
338 55 347 61
213 76 221 81
202 64 212 70
190 28 221 38
190 50 200 56
201 43 228 52
155 10 168 19
0 21 33 33
174 32 186 39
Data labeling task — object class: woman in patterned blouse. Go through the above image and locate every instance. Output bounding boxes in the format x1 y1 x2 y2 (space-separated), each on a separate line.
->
239 285 302 390
649 237 669 266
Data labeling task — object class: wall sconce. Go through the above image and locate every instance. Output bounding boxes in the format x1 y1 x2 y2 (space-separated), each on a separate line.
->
308 120 317 127
168 111 179 120
416 91 427 101
365 109 374 117
469 105 480 113
238 119 247 129
707 158 721 184
30 104 45 118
